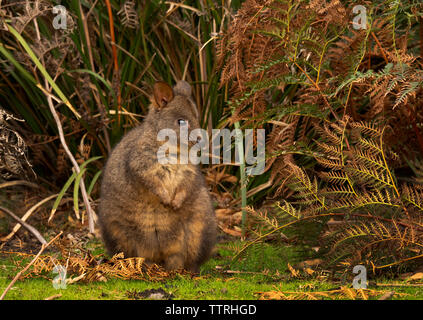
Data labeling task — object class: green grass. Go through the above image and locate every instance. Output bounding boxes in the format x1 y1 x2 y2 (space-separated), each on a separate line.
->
0 240 295 300
1 239 422 300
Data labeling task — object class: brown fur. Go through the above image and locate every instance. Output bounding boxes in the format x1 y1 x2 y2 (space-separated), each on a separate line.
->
98 81 216 272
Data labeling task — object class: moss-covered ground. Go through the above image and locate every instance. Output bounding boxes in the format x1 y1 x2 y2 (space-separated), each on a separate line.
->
1 237 422 300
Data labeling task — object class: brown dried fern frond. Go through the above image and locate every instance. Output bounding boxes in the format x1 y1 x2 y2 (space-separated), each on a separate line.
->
84 253 187 282
5 249 189 283
118 0 139 29
257 286 406 300
402 184 423 213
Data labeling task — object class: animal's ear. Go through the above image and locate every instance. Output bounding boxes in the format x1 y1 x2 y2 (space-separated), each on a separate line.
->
173 80 192 97
152 81 174 109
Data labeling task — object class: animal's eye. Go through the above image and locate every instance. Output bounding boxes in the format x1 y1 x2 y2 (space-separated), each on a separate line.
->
178 119 188 126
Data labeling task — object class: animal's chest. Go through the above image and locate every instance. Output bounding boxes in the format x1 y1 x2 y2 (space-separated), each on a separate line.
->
160 165 196 190
132 208 184 244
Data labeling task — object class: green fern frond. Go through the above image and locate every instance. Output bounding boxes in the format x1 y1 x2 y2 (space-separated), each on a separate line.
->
350 121 384 138
292 197 321 206
352 190 400 210
331 220 396 252
318 171 349 184
331 225 375 250
356 137 382 154
276 200 301 219
302 202 327 215
287 165 327 211
314 140 342 158
348 164 394 188
402 184 423 212
351 147 386 171
394 81 422 108
254 210 280 229
329 198 356 211
321 185 356 199
313 123 341 145
333 70 374 96
315 157 343 169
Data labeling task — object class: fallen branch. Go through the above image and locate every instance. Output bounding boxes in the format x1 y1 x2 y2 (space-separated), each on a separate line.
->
0 206 47 245
1 194 58 243
0 231 62 300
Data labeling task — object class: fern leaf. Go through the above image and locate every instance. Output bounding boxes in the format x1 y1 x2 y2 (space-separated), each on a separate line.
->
356 137 382 154
276 200 301 219
351 147 386 171
353 190 400 209
402 184 423 212
322 185 356 199
348 164 394 188
318 171 349 184
315 157 343 169
350 121 384 138
314 140 342 157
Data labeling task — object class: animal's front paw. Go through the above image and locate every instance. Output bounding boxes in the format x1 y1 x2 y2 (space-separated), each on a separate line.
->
157 188 172 205
170 190 187 210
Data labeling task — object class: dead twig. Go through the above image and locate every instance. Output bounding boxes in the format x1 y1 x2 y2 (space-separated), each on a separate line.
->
0 180 40 190
32 18 95 234
0 231 62 300
378 291 395 300
1 194 58 243
375 283 423 287
44 294 62 300
0 206 47 245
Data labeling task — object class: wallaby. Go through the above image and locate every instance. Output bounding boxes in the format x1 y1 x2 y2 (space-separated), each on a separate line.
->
98 80 216 273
